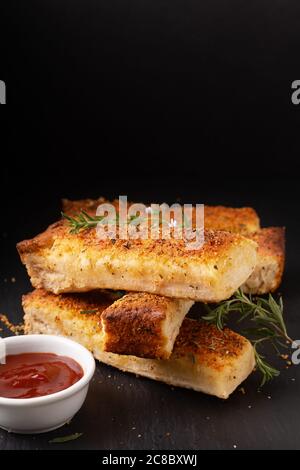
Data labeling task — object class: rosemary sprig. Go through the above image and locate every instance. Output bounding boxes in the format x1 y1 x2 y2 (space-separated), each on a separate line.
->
62 211 107 234
253 348 280 386
203 289 293 386
62 210 197 234
62 211 143 234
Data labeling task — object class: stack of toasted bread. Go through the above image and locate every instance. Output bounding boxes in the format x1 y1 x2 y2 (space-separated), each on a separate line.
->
17 199 285 398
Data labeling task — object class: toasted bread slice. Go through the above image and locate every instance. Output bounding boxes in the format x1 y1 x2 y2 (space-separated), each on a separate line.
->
62 199 284 293
17 217 257 302
23 289 255 399
102 293 193 359
20 288 192 360
243 227 285 294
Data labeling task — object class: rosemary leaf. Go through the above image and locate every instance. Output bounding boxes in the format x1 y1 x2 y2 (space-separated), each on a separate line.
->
49 432 83 443
254 348 280 387
202 288 292 386
61 211 105 234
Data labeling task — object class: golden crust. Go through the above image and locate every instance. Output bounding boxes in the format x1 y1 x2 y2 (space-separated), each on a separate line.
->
17 217 257 301
22 288 116 320
102 293 169 358
22 288 250 367
17 199 283 298
23 288 255 397
60 200 285 294
204 205 260 234
62 197 115 215
17 220 251 260
243 227 285 294
17 221 61 255
252 227 285 261
173 319 249 369
18 199 260 258
102 293 193 359
62 198 260 235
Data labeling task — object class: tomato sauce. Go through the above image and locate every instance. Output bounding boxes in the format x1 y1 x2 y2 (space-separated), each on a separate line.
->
0 352 84 399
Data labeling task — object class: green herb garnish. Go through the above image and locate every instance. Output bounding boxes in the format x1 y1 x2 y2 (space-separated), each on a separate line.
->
62 211 107 234
62 209 195 234
203 289 293 386
253 349 280 386
62 210 142 234
49 432 83 443
80 309 98 315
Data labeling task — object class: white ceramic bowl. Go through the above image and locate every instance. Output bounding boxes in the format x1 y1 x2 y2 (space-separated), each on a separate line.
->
0 335 95 434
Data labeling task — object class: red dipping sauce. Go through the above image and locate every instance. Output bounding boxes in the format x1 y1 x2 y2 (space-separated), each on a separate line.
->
0 352 84 399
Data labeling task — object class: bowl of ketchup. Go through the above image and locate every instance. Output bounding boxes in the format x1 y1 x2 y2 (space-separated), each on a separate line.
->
0 335 95 434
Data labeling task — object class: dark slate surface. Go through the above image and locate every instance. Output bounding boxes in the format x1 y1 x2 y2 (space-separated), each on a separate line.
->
0 179 300 450
2 0 300 450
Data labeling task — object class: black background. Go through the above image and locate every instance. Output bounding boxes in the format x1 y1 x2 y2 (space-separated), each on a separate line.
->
1 0 300 451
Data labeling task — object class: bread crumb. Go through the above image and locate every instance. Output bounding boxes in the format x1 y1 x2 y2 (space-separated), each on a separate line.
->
0 314 24 335
11 277 16 283
281 354 288 360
